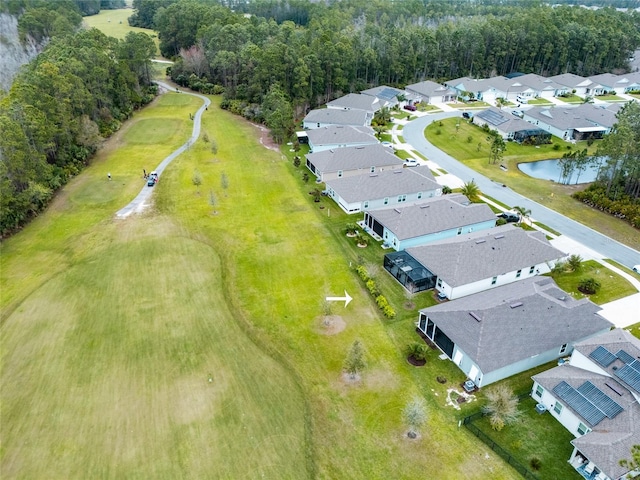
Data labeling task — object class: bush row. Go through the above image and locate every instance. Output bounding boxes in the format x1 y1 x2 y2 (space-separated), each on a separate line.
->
355 265 396 319
572 185 640 229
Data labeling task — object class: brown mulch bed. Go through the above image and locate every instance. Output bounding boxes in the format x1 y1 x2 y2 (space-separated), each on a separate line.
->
407 355 426 367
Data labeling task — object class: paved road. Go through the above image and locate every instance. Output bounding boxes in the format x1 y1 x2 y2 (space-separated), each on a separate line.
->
116 82 210 218
402 112 640 270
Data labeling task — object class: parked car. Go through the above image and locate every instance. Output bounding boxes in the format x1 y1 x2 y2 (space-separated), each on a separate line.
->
147 177 156 187
497 212 519 223
381 141 394 148
462 112 472 119
633 265 640 273
149 171 158 182
403 104 417 111
511 110 523 118
403 159 419 167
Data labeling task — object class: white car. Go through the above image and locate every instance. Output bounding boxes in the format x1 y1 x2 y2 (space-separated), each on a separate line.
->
633 265 640 273
381 141 394 148
403 159 419 167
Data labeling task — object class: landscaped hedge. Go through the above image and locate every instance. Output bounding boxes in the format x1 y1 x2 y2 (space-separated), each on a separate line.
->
355 265 396 319
572 184 640 229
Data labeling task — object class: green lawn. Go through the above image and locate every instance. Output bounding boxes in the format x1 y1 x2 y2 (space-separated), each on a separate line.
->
549 260 637 304
470 397 580 480
0 92 520 479
426 118 640 251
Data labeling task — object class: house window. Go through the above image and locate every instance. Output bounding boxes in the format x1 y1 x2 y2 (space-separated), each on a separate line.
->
317 123 320 128
384 197 389 205
529 265 535 274
397 195 407 203
364 201 369 209
338 170 343 178
491 276 497 285
419 314 427 332
437 278 443 288
370 166 375 173
559 343 568 355
554 402 563 415
457 227 463 235
577 423 589 436
417 192 422 199
535 385 544 398
516 269 522 278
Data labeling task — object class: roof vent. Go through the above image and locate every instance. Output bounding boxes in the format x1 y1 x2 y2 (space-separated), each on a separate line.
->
420 205 430 209
494 234 505 239
393 170 403 174
475 239 486 244
394 208 401 214
558 296 566 301
369 174 378 177
510 302 523 308
469 312 482 322
329 149 334 153
356 146 364 149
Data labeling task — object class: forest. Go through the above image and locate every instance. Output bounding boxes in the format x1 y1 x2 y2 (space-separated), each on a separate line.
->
0 1 156 236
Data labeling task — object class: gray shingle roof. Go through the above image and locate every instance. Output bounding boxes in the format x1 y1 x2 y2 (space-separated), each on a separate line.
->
303 108 369 126
420 277 611 373
360 85 404 102
533 330 640 480
306 144 404 174
406 224 565 287
475 107 547 134
510 73 562 93
365 194 496 240
325 166 439 203
305 125 377 147
549 73 593 89
405 80 457 98
326 93 380 112
525 103 621 131
573 329 640 395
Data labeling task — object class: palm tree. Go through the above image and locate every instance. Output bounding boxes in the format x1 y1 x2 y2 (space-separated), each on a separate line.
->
461 181 481 202
512 205 531 225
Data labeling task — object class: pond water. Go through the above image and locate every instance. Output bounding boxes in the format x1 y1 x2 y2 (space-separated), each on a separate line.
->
517 158 601 184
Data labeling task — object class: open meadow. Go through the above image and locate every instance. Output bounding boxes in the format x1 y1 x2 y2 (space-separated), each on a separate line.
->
0 86 521 479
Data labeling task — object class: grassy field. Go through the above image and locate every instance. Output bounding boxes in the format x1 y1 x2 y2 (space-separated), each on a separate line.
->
82 6 161 56
426 118 640 251
0 88 523 479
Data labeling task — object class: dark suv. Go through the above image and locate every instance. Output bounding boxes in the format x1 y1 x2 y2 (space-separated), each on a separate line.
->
497 212 519 223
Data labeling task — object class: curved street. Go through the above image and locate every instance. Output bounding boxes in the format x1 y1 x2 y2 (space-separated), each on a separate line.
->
401 112 640 270
115 82 210 218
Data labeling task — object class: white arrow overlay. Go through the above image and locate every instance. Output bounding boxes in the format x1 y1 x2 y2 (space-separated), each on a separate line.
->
325 290 353 308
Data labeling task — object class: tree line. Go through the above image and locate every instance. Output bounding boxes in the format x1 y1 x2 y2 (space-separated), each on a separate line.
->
154 0 639 138
0 8 157 236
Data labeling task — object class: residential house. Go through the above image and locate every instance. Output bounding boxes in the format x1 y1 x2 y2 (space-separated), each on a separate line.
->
324 165 441 214
305 144 404 182
326 93 381 122
523 103 622 141
360 85 405 108
303 125 378 153
511 73 565 101
404 80 457 104
549 73 603 98
531 329 640 480
416 276 613 387
387 224 565 298
302 108 370 129
363 194 496 251
473 107 551 144
588 73 635 96
444 77 506 103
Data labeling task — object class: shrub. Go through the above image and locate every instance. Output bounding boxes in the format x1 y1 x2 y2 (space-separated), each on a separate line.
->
530 457 542 471
382 304 396 319
366 279 380 297
406 342 428 361
578 277 601 294
482 385 521 431
355 265 369 281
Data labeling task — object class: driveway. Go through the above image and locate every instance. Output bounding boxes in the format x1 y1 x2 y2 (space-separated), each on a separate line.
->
401 113 640 271
115 82 210 218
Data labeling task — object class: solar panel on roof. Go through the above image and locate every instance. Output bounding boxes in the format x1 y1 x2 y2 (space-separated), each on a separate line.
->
379 88 400 100
479 110 509 126
616 349 636 364
589 345 617 367
577 381 623 419
614 359 640 393
553 381 606 426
